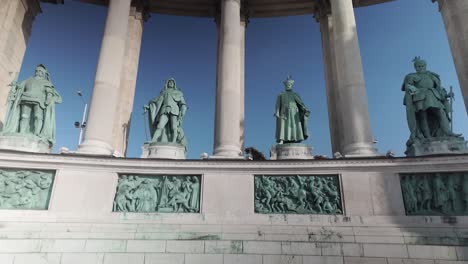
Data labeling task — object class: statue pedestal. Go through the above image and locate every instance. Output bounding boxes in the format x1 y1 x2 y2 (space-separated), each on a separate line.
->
406 137 468 157
0 133 51 153
141 143 186 159
270 143 314 160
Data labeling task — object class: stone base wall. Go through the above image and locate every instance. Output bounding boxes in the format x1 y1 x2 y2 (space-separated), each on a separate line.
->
0 152 467 263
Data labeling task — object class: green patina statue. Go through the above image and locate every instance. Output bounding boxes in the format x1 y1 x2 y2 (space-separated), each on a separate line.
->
275 76 310 144
2 65 62 145
402 57 462 147
113 174 201 213
144 78 187 147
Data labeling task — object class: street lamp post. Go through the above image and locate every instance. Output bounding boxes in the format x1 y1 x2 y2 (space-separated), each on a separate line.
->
76 90 88 146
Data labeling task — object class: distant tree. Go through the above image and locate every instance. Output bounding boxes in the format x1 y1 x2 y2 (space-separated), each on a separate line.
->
245 147 266 161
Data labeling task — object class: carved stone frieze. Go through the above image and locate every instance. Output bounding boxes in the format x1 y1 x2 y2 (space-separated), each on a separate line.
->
113 174 201 213
255 175 342 214
0 168 55 209
400 172 468 215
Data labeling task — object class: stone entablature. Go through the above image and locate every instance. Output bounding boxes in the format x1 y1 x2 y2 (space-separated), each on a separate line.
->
70 0 395 18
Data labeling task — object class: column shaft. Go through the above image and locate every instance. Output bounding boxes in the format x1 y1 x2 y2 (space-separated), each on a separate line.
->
213 0 242 158
319 12 341 154
330 0 378 156
112 7 145 157
78 0 132 155
0 0 40 130
239 18 246 152
437 0 468 113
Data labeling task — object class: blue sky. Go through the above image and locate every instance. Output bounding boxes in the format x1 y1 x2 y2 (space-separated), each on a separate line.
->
19 0 467 158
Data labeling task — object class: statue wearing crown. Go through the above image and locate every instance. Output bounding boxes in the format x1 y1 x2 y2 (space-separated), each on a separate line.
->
271 76 313 160
402 57 467 156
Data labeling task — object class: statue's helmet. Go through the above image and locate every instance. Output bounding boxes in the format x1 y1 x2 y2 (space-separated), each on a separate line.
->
283 75 295 87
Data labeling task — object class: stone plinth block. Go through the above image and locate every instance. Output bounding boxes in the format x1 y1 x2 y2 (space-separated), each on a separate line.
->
406 137 468 157
0 133 51 153
270 143 314 160
141 143 186 159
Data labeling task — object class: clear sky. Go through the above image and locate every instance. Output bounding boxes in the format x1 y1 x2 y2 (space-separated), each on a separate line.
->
18 0 468 159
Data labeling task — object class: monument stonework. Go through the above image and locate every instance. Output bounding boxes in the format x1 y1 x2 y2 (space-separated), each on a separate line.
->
0 0 468 264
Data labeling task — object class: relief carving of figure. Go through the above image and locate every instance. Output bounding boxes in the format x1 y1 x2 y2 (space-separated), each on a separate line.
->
255 175 342 215
113 175 201 213
0 169 54 209
401 173 468 216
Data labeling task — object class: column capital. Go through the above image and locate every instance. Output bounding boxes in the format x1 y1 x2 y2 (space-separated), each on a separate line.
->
240 0 250 26
131 0 151 22
214 0 248 27
313 0 331 23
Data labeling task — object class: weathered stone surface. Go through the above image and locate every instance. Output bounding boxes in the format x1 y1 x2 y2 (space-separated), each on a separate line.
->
270 143 314 160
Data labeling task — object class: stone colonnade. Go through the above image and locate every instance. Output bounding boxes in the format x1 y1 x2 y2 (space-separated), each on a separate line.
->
1 0 468 157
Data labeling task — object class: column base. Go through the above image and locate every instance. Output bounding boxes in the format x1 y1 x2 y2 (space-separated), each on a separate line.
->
342 142 381 158
212 144 243 159
76 139 114 156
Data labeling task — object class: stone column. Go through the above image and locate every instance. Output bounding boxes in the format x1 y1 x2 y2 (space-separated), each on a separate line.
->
213 0 243 158
77 0 132 155
317 8 341 154
239 14 247 152
0 0 41 130
434 0 468 113
330 0 379 157
112 5 147 157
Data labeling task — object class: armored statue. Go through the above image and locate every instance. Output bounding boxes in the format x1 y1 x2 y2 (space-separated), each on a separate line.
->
274 76 310 144
144 78 187 147
402 57 467 156
402 57 461 142
2 65 62 145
